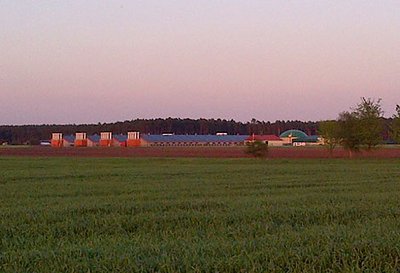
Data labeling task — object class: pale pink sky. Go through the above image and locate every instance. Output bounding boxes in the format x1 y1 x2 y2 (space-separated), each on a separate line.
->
1 1 399 125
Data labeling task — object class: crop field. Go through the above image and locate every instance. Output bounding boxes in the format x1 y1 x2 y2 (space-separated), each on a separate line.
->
1 157 400 272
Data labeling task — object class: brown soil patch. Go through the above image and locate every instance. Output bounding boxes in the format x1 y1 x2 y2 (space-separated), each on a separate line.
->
1 146 400 159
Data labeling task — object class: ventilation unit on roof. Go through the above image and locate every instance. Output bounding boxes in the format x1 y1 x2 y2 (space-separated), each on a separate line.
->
100 132 112 140
75 132 87 140
128 132 140 140
52 133 62 140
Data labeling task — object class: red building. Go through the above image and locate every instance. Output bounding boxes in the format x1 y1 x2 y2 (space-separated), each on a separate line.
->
51 133 63 148
75 132 87 147
51 133 75 147
127 131 141 147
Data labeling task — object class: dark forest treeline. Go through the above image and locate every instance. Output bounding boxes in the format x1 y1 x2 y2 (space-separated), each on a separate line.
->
0 117 392 145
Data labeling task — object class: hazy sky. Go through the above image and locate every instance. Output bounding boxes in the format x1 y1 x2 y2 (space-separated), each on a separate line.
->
1 1 399 125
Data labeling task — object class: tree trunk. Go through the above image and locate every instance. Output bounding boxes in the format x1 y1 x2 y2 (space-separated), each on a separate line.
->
348 150 353 158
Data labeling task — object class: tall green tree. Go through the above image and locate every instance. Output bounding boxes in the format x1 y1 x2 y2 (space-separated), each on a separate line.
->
337 111 362 157
353 97 383 150
318 120 340 156
390 104 400 144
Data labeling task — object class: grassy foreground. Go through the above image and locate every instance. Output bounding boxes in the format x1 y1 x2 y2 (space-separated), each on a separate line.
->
1 157 400 272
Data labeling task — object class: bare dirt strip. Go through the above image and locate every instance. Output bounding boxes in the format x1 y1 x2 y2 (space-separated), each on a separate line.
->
1 146 400 158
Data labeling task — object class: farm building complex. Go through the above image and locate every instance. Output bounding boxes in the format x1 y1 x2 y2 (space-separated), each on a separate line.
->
51 130 323 148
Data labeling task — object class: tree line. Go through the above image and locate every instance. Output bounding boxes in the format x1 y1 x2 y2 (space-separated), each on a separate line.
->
319 98 400 157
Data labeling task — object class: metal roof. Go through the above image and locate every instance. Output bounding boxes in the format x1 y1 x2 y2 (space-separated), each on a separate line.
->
246 135 282 141
88 134 100 142
280 129 308 139
113 134 128 142
63 135 75 143
141 134 249 143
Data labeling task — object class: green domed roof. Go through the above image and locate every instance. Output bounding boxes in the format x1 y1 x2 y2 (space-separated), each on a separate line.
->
279 129 308 139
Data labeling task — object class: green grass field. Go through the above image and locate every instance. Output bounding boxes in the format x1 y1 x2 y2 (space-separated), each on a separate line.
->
1 157 400 272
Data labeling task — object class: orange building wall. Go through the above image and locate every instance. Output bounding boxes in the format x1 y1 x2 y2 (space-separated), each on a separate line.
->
75 139 87 147
100 139 113 147
127 139 141 147
51 140 63 148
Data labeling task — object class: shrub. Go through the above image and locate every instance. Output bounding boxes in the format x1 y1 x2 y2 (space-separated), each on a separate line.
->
245 141 268 158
